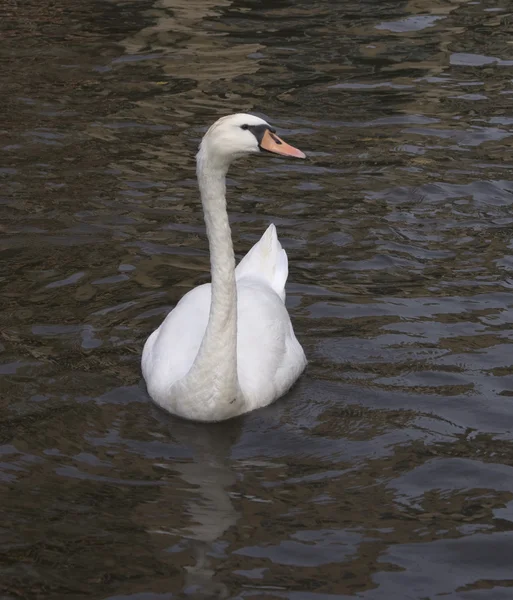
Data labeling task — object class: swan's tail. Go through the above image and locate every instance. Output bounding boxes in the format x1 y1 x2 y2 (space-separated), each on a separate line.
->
235 223 288 301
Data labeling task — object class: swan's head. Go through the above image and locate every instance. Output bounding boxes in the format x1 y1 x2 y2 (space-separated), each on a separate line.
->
197 113 305 168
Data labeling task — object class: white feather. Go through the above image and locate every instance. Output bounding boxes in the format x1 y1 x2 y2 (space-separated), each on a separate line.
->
235 223 288 301
141 113 307 422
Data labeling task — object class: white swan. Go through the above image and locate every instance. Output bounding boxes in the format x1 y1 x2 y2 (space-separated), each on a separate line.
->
141 113 307 422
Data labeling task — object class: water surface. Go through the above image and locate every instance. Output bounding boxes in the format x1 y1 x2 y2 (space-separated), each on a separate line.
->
2 0 513 598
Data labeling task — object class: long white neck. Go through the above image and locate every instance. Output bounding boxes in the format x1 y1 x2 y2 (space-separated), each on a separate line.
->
183 150 239 409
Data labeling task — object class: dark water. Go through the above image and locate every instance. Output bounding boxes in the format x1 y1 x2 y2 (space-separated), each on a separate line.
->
2 0 513 597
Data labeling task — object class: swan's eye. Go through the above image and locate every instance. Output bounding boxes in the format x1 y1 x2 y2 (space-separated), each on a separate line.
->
240 124 249 130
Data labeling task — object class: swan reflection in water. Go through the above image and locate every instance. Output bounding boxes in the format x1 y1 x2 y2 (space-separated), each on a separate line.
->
141 417 243 598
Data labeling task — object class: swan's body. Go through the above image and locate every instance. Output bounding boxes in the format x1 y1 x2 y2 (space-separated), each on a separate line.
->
142 114 307 422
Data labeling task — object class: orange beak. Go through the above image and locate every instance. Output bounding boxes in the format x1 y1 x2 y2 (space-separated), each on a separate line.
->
259 129 306 159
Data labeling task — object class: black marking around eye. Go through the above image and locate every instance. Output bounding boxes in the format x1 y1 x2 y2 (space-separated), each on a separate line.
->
247 124 272 145
240 124 249 130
